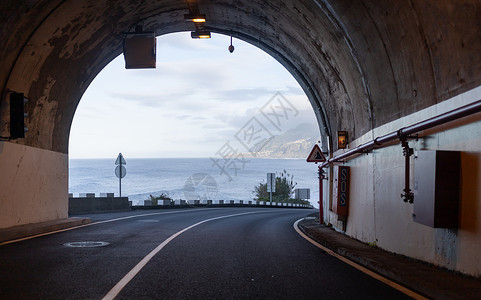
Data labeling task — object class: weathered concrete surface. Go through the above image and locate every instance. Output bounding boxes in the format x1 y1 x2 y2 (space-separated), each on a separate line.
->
0 141 68 228
333 87 481 278
0 217 90 243
299 218 481 300
1 1 481 153
68 196 130 215
1 0 481 278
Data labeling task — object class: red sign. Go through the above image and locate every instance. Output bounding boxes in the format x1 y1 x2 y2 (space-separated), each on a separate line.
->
333 166 350 216
306 144 326 162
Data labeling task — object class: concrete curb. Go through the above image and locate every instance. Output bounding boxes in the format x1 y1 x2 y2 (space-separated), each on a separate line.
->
298 218 481 300
0 217 91 243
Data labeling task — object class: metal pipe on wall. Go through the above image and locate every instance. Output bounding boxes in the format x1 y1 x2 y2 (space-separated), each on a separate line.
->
321 99 481 168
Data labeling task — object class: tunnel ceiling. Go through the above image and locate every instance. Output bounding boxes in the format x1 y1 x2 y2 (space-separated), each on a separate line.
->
1 0 481 153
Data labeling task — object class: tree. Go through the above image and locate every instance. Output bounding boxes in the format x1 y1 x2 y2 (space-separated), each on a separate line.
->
253 170 297 202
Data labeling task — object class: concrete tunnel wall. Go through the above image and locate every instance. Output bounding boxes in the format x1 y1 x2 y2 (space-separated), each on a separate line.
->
328 87 481 277
1 0 481 276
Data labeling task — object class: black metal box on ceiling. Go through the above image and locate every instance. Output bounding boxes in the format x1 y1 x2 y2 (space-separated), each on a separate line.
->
413 150 460 228
123 32 156 69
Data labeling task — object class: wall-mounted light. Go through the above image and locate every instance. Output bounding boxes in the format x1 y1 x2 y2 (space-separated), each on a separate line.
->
184 13 206 23
191 30 211 39
338 131 348 149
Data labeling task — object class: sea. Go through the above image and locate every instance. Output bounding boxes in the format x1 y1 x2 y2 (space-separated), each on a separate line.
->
69 158 320 207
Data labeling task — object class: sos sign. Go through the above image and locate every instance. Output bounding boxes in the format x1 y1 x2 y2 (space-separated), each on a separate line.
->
333 166 350 216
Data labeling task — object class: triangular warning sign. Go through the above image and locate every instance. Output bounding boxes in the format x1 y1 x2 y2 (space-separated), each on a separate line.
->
306 144 326 162
115 153 126 165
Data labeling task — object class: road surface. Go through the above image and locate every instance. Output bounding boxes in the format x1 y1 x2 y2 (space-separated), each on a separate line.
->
0 208 410 299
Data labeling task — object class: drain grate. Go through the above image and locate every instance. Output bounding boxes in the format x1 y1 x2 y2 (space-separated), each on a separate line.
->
63 241 110 248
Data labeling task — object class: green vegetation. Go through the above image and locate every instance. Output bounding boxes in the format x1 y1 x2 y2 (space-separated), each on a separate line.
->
253 170 310 205
148 193 173 205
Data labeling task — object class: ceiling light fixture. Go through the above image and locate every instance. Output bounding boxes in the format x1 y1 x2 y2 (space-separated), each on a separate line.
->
184 13 206 23
191 30 211 39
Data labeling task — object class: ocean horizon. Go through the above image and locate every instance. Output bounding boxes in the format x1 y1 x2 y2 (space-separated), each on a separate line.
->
69 157 320 207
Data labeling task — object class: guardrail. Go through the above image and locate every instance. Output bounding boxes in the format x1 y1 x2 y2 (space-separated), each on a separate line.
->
139 199 312 209
69 194 313 213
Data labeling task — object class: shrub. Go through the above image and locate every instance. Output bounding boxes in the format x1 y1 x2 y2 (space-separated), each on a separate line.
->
253 170 297 202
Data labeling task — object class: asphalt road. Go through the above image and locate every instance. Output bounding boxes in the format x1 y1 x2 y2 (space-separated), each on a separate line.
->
0 208 410 299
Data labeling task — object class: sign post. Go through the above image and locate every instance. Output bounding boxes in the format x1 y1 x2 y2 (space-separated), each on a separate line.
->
306 144 327 224
115 153 127 197
267 173 275 203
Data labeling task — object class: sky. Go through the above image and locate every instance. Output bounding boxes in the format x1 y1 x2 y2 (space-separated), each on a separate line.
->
69 32 319 158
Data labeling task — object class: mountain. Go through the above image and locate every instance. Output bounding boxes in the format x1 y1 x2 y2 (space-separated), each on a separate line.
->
241 123 321 158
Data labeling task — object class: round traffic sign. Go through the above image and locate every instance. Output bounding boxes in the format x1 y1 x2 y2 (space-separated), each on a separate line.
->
115 165 127 178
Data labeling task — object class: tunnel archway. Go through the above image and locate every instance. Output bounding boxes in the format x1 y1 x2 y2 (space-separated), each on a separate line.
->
3 0 480 158
3 0 481 277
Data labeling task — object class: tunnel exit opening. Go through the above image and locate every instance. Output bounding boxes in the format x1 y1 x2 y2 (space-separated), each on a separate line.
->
68 32 323 208
3 0 481 278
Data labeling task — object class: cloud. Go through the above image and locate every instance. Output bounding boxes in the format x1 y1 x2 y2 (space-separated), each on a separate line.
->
107 89 195 107
210 87 275 102
70 32 317 158
284 86 305 95
155 60 231 85
176 114 192 120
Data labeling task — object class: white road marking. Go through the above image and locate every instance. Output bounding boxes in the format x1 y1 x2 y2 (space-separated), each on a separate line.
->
0 209 216 246
102 210 273 300
293 219 429 300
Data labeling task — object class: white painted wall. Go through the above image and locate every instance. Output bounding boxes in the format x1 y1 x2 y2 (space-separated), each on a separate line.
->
0 142 68 228
326 86 481 277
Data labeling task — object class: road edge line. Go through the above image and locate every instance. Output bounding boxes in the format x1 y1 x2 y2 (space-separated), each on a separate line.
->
293 219 428 300
0 209 215 246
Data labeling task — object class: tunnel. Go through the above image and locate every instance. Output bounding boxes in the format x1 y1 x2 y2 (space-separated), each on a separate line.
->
1 0 481 277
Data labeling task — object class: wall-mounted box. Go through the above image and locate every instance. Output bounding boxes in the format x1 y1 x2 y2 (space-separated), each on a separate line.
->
332 166 350 217
413 150 460 228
